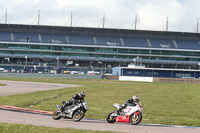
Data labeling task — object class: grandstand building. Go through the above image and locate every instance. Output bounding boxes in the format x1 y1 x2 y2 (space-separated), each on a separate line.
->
0 23 200 73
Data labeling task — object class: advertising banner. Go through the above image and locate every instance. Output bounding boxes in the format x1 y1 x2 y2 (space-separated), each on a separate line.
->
119 76 153 82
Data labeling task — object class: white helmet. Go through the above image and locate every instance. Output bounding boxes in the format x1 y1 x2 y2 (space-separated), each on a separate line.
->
132 95 139 103
79 91 85 98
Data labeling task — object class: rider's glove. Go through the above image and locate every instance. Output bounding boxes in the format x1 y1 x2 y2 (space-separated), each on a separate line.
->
122 104 126 107
62 100 66 105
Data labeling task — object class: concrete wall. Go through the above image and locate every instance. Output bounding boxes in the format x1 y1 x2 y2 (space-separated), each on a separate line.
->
153 77 200 84
0 73 102 79
1 73 200 84
103 75 119 80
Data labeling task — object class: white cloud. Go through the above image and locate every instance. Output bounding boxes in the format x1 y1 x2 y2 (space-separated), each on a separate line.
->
0 0 199 32
135 0 187 31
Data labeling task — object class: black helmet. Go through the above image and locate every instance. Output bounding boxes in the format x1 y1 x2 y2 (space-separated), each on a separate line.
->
132 95 139 103
79 91 85 98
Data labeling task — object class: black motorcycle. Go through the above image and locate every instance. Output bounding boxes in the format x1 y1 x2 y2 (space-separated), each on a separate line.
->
52 99 88 122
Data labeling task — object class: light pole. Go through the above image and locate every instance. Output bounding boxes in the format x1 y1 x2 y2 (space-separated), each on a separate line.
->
56 56 59 69
25 55 27 65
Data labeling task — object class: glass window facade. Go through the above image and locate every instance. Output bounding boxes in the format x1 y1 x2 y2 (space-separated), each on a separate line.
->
1 42 200 62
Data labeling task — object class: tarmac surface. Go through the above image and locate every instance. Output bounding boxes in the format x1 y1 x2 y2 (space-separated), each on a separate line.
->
0 80 200 133
0 80 82 96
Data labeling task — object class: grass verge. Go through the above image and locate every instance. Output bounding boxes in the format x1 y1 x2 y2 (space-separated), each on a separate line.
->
0 77 200 127
0 123 117 133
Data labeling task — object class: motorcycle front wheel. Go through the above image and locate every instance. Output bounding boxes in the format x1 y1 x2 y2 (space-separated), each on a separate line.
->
72 108 85 122
107 111 117 123
129 113 142 125
52 109 62 120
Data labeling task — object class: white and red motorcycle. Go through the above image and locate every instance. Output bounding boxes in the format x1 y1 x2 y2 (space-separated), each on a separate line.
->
107 103 143 125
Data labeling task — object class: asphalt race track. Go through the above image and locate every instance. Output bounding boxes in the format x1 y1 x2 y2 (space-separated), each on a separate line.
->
0 80 82 96
0 80 200 133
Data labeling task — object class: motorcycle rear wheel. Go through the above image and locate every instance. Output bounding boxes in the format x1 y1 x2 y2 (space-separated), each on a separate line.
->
52 109 62 120
129 113 142 125
72 108 85 122
107 111 117 123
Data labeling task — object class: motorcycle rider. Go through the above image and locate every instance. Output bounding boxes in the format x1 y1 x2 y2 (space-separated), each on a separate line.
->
120 95 139 110
61 91 85 110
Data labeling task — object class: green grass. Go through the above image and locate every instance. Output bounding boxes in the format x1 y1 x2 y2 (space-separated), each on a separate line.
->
0 77 200 127
0 123 117 133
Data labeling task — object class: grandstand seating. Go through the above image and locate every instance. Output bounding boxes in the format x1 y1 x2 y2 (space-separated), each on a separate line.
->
123 37 148 47
68 34 94 45
1 24 200 72
40 33 54 43
95 36 121 46
149 38 176 48
13 32 39 43
175 39 200 49
1 30 200 50
0 32 11 41
40 33 66 44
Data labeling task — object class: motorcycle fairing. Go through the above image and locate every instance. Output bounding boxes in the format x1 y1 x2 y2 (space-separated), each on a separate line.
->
114 104 142 123
125 104 141 115
134 111 140 117
115 115 130 123
82 101 88 110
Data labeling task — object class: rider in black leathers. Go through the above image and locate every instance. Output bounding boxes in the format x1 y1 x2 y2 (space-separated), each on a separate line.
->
61 91 85 110
120 95 139 110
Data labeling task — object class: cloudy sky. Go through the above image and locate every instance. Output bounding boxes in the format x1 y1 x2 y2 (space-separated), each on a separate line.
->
0 0 199 33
